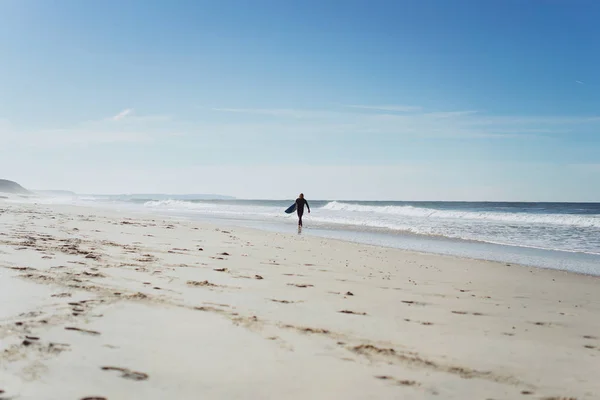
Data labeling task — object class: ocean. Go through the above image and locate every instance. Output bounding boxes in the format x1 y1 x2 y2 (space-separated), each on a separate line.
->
12 195 600 275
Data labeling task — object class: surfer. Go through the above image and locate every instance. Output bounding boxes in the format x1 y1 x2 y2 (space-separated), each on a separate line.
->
296 193 310 228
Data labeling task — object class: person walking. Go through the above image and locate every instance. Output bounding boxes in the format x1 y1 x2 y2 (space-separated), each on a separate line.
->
295 193 310 231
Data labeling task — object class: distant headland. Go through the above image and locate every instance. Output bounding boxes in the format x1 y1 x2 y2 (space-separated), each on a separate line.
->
0 179 31 195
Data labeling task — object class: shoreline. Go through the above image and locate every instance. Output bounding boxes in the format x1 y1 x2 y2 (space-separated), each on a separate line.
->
12 200 600 277
1 201 599 399
7 196 600 275
6 198 600 278
145 208 600 276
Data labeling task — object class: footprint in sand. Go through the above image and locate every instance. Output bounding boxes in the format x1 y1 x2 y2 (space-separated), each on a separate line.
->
270 299 295 304
65 327 101 336
531 321 561 327
452 311 485 316
22 335 41 346
404 318 434 326
287 283 313 288
101 366 148 381
402 300 428 306
187 280 218 287
540 397 578 400
398 380 419 386
338 310 367 316
375 376 420 387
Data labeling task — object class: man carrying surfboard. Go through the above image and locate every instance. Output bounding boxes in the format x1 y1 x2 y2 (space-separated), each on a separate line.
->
296 193 310 228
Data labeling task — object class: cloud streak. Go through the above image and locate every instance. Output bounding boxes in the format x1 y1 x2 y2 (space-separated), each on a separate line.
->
2 110 179 148
111 108 134 121
207 106 599 139
346 104 422 113
211 108 338 119
4 104 600 151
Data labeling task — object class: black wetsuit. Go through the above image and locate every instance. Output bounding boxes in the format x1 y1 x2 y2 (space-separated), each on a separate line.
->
295 198 310 226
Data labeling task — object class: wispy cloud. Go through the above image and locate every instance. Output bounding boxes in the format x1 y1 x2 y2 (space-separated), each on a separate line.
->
211 108 336 119
111 108 134 121
123 114 172 123
207 105 600 139
422 111 479 118
212 108 303 117
576 80 584 85
213 105 423 117
5 103 600 150
346 104 422 113
100 109 170 123
2 110 178 148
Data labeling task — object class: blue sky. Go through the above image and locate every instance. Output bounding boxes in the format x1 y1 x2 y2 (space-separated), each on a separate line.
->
1 0 599 200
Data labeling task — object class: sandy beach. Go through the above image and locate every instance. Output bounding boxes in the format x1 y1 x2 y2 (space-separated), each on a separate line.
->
0 201 599 400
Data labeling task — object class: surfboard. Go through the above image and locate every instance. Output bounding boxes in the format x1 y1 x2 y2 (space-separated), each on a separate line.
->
285 203 296 214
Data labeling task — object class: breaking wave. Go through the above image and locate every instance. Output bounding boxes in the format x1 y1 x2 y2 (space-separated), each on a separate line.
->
322 201 600 228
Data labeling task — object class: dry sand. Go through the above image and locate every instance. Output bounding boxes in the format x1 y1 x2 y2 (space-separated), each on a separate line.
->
0 201 599 399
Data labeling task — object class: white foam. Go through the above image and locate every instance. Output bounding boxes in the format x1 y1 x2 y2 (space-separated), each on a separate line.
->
13 195 597 256
144 199 218 210
322 201 600 228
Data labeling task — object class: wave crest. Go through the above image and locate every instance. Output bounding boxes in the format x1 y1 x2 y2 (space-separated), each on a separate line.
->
144 199 216 210
321 201 600 228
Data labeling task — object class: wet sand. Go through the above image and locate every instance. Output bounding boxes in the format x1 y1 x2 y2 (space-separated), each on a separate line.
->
1 201 599 399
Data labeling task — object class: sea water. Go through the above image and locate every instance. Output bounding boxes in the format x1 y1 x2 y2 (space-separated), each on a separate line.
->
12 196 600 275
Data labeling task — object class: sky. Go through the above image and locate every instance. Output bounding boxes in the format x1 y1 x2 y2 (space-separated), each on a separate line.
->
1 0 599 201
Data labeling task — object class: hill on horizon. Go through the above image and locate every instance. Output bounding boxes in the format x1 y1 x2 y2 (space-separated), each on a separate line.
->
0 179 31 195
